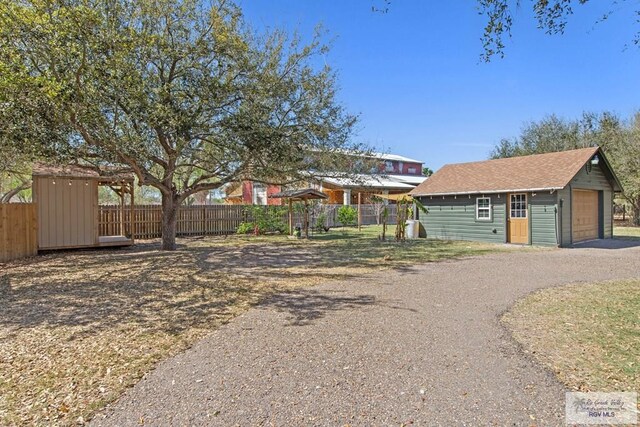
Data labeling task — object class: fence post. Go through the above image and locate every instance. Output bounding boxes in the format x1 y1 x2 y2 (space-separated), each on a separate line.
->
202 205 207 235
357 192 362 231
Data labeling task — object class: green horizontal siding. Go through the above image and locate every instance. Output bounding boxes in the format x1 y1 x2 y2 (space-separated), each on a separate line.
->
418 195 506 243
530 192 558 246
557 187 571 247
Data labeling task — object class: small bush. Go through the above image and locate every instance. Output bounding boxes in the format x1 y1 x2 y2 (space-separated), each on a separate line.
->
315 212 328 231
238 206 287 235
337 205 357 227
236 222 255 234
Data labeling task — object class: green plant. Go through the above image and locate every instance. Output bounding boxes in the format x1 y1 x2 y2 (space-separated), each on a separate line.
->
241 206 287 235
236 222 255 234
337 205 357 227
381 204 389 241
315 212 328 231
395 197 428 241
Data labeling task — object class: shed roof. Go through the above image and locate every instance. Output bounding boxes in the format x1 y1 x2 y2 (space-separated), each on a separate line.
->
410 147 621 196
33 164 135 182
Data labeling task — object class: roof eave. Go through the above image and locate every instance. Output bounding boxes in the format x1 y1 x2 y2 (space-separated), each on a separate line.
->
596 148 624 192
411 187 563 197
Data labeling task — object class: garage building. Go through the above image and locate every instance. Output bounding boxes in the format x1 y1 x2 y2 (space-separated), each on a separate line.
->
410 147 622 247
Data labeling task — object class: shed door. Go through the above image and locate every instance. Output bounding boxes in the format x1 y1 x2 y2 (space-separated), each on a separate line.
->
37 177 97 249
508 193 528 244
572 189 599 242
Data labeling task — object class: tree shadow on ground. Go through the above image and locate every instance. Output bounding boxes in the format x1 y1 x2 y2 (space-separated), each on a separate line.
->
258 288 416 326
0 239 362 337
0 233 480 337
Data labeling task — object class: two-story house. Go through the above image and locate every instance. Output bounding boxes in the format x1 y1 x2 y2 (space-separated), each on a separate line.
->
223 152 427 205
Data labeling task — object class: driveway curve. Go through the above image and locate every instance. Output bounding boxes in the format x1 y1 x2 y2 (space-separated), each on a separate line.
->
92 244 640 426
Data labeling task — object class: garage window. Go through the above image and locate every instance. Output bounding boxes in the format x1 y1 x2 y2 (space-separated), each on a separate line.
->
476 197 491 220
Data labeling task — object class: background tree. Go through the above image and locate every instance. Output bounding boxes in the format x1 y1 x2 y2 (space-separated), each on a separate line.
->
0 151 32 202
1 0 364 250
370 195 386 225
422 166 434 177
490 111 640 225
478 0 639 61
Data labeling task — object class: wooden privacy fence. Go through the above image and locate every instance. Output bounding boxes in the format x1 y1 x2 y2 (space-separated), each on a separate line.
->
99 204 246 239
99 204 399 239
0 203 37 262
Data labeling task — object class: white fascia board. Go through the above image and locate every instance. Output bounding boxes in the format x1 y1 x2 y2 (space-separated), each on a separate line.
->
412 187 562 197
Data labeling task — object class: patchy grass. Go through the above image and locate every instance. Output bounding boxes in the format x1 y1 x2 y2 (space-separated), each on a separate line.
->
0 225 498 426
503 279 640 393
614 226 640 239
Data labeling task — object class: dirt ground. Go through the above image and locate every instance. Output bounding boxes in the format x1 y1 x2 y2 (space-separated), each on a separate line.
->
92 242 640 426
0 229 494 426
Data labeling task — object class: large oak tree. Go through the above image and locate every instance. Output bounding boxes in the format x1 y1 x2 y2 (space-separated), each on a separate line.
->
1 0 363 249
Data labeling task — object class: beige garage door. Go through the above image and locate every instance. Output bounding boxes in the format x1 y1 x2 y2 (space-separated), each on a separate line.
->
572 189 599 242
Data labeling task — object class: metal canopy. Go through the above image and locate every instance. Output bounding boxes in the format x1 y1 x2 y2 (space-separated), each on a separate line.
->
375 193 415 202
269 188 328 201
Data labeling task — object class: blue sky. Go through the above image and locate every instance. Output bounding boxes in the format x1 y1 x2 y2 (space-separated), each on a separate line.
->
237 1 640 170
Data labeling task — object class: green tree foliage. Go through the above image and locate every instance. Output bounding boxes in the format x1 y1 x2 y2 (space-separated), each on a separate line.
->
236 206 287 235
337 205 357 227
491 112 640 225
0 148 32 202
611 117 640 225
422 167 433 177
478 0 638 61
0 0 362 249
98 183 160 205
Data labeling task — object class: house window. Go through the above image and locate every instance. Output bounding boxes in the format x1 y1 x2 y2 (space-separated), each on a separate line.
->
252 183 267 205
510 193 527 218
384 161 394 172
476 197 491 220
407 167 417 174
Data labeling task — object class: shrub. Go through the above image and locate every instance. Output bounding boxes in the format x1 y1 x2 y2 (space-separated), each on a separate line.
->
337 205 357 227
237 206 287 235
236 222 255 234
315 212 328 231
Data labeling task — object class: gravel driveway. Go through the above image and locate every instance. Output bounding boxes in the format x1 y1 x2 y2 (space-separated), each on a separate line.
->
92 244 640 426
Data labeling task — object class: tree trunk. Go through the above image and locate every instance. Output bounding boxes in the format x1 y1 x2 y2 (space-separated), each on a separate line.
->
161 193 179 250
0 180 31 203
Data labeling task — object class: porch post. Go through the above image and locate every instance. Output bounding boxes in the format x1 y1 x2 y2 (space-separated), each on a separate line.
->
343 189 351 205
